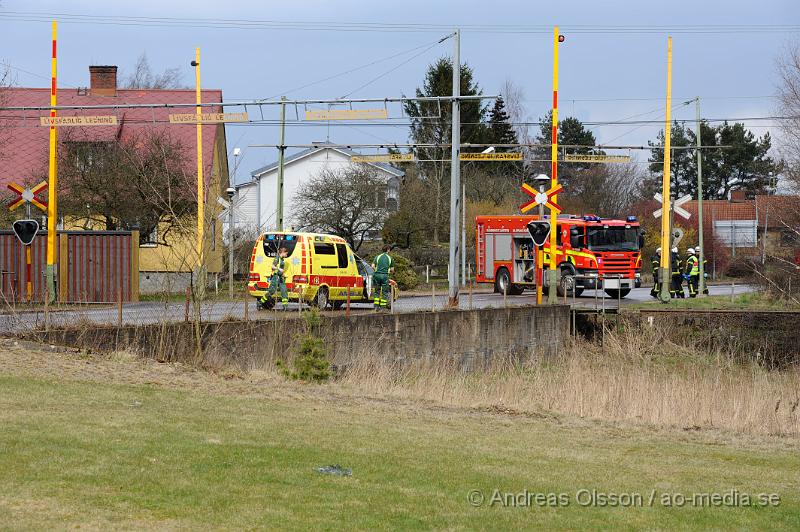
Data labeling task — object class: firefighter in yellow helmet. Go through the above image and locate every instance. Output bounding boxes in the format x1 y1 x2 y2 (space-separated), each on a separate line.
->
684 247 700 298
650 247 661 299
670 247 685 298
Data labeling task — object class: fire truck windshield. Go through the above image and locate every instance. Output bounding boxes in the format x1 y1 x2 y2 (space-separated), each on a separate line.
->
587 227 640 252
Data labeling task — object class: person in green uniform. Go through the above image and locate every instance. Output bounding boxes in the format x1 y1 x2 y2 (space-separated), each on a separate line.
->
261 246 289 310
371 245 394 310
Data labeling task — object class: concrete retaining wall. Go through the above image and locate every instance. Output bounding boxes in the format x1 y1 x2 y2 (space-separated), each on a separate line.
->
24 305 570 372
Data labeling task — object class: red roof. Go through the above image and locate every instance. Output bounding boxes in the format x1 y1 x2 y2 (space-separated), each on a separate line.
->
683 195 800 232
0 87 224 189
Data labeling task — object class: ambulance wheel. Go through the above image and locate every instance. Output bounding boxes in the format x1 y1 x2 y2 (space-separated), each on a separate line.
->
604 288 631 299
332 301 344 310
313 286 330 309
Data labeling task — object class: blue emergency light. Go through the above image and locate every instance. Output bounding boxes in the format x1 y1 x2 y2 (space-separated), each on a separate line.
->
627 216 638 222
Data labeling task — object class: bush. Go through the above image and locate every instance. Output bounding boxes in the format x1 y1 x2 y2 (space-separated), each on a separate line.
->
725 256 760 278
368 251 420 291
277 310 331 382
391 253 420 291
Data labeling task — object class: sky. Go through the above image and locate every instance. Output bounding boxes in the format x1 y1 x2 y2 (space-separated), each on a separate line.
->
0 0 797 185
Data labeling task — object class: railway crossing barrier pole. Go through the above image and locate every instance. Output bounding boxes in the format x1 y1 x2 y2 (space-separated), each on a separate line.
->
45 20 58 304
658 36 674 303
184 287 191 323
346 288 351 318
431 283 436 313
547 26 563 305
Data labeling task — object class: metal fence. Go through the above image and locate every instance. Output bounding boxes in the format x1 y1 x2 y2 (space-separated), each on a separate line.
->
0 230 137 304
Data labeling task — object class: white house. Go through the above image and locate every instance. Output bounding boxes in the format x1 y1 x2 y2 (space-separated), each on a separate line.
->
232 143 404 234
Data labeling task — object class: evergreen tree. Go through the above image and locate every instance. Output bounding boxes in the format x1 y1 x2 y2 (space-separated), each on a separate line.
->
404 58 489 244
648 122 695 198
647 121 779 200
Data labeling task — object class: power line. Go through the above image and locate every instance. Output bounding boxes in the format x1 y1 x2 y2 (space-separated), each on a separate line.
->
1 12 798 34
339 41 442 99
260 37 447 101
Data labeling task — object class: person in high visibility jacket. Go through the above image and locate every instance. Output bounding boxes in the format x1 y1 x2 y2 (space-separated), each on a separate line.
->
650 247 661 299
261 246 289 310
371 245 394 310
670 247 685 298
685 247 700 298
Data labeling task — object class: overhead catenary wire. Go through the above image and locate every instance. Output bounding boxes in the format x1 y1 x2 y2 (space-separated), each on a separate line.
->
1 12 799 34
259 36 449 101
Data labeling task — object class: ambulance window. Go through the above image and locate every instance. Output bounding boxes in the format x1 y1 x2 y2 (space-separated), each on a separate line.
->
314 242 336 255
335 244 348 268
263 234 298 257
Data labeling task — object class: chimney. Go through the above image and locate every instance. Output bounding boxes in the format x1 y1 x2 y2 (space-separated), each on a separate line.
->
89 65 118 97
730 189 746 203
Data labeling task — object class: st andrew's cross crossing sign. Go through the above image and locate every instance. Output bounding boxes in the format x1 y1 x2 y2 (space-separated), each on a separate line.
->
520 183 563 215
653 193 691 220
7 181 48 212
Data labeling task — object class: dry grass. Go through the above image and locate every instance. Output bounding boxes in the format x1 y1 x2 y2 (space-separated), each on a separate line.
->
339 325 800 436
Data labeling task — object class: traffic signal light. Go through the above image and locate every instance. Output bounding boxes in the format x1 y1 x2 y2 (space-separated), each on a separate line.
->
13 219 39 246
527 221 550 247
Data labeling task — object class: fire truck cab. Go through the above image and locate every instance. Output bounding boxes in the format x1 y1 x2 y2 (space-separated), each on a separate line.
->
475 214 643 298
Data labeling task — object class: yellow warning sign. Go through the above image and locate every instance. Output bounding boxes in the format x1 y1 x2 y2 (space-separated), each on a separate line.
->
305 109 388 121
564 154 631 163
40 115 118 126
168 112 249 124
459 152 523 161
351 153 414 163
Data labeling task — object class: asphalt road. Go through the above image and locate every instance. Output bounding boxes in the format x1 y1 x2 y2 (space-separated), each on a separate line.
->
0 283 755 333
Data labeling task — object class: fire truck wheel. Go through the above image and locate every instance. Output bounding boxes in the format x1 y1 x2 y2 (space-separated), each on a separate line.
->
557 266 578 298
494 268 522 295
604 288 631 299
313 286 330 309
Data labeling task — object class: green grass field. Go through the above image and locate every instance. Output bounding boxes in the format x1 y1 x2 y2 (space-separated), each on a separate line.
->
0 344 798 530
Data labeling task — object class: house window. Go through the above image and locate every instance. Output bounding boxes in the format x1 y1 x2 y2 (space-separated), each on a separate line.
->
141 226 158 248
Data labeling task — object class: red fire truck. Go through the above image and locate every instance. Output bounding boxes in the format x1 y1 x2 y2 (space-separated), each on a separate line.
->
475 214 643 298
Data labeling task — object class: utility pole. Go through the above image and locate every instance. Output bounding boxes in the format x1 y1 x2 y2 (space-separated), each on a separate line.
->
448 29 461 306
45 20 57 303
277 96 287 231
547 26 561 304
658 37 674 303
192 47 206 299
229 149 240 298
695 97 706 295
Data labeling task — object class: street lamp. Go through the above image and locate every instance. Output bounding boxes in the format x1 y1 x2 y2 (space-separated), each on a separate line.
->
226 185 236 298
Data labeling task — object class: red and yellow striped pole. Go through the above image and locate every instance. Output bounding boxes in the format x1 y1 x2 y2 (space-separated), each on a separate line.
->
547 26 560 303
45 20 58 302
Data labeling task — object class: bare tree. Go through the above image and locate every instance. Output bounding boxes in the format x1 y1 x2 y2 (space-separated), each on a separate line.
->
294 165 389 251
778 43 800 192
121 54 185 89
501 79 536 174
58 128 195 244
